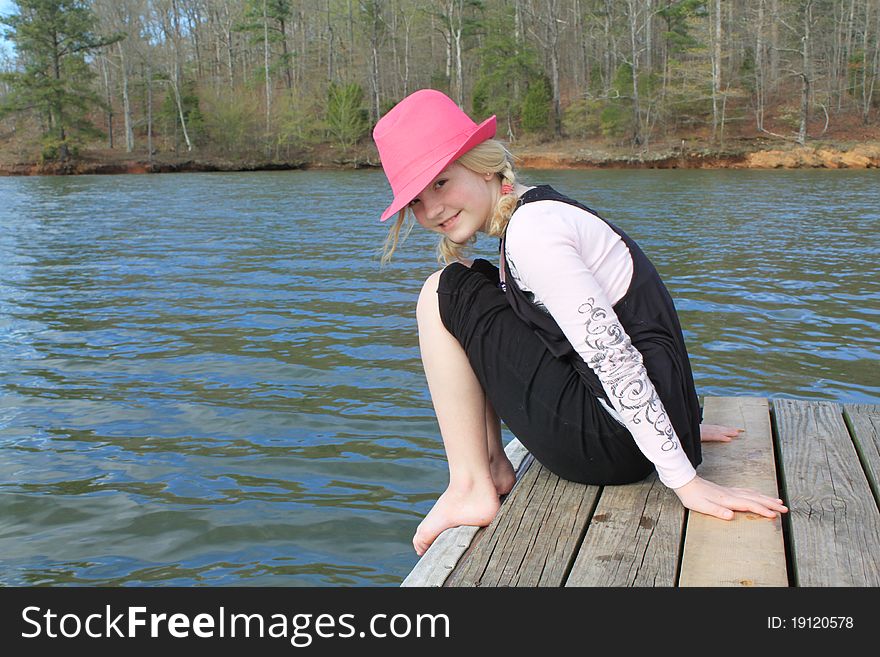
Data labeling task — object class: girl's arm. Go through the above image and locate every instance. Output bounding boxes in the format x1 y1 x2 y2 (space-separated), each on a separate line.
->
505 207 787 519
505 207 696 489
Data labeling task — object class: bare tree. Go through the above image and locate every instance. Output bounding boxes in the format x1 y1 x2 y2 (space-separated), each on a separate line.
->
711 0 722 142
755 0 767 132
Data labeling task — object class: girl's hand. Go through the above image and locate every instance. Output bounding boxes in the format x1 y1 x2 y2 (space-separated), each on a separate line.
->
673 475 788 520
699 423 742 443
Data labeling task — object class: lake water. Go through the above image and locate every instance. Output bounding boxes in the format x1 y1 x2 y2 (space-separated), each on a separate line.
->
0 168 878 586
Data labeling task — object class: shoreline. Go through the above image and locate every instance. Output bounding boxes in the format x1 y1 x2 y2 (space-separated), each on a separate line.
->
1 141 878 176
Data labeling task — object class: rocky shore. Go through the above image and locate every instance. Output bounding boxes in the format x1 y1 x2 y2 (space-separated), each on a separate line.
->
513 141 880 170
1 141 878 176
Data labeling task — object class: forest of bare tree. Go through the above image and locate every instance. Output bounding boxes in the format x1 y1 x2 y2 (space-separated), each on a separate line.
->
1 0 879 166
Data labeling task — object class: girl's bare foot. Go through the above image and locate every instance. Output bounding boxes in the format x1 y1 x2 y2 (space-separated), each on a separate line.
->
489 453 517 496
700 423 743 443
413 479 500 556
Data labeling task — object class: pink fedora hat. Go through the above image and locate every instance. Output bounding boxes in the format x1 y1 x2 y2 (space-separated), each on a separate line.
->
373 89 496 221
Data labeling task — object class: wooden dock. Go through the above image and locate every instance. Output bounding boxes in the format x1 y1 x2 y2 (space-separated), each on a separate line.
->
402 396 880 587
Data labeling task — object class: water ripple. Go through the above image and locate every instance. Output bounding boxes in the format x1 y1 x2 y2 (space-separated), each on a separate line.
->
1 168 877 586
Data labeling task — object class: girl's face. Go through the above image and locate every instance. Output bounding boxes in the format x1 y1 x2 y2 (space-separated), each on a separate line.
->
408 162 498 244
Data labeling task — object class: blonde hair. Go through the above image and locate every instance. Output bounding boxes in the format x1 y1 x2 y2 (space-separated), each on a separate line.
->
380 139 520 265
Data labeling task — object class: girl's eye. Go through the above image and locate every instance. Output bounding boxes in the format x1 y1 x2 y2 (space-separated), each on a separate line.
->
435 179 446 190
408 198 420 207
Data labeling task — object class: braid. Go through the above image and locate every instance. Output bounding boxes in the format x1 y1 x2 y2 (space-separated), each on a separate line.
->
484 162 518 238
437 140 519 264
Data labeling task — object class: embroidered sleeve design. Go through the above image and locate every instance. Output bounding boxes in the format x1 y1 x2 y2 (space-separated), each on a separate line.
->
578 298 678 452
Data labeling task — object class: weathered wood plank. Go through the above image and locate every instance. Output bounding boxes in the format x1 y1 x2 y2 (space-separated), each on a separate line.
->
843 403 880 508
446 460 600 587
679 396 788 586
401 438 530 587
565 473 684 586
774 398 880 586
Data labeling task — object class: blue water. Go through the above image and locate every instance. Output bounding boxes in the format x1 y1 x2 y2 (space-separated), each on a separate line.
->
0 168 877 585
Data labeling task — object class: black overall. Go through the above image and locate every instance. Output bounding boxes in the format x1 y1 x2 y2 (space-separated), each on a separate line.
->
437 185 702 485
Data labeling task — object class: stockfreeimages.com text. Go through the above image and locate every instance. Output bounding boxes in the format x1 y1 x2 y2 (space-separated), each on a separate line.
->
21 605 450 646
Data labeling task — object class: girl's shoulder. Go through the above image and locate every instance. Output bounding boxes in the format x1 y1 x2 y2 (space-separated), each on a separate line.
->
508 194 606 242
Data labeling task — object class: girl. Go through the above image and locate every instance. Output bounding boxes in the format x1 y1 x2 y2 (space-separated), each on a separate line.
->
373 89 787 557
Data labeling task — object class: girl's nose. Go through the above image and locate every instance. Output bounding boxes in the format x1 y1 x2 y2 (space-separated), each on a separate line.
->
425 199 443 222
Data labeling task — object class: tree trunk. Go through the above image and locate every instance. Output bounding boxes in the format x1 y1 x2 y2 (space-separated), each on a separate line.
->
797 0 813 146
755 0 766 132
403 10 411 96
372 35 381 119
171 75 192 152
263 0 272 136
548 0 562 137
146 56 153 162
627 0 642 146
119 42 134 153
101 55 114 149
442 2 452 91
326 0 334 82
711 0 721 143
603 0 613 90
769 0 779 86
51 29 68 160
280 17 293 90
223 2 235 89
454 17 463 106
862 0 878 125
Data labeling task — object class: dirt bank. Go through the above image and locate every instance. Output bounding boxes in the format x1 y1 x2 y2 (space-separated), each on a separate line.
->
1 140 878 176
513 141 880 170
0 157 308 176
739 143 880 168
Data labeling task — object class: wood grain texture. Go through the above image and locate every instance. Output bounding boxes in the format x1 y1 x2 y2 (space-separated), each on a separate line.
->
679 396 788 586
566 473 684 586
445 459 600 587
401 438 531 587
774 398 880 586
843 403 880 507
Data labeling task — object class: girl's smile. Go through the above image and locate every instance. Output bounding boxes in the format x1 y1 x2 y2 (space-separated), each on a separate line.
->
439 212 460 231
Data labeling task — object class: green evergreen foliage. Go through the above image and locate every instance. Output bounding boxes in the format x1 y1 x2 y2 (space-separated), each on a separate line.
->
237 0 291 46
520 76 552 135
471 4 537 136
379 98 398 118
326 82 368 149
591 64 632 139
237 0 292 63
562 98 604 138
275 90 326 155
200 85 261 155
0 0 121 160
658 0 707 53
429 71 451 96
600 102 629 139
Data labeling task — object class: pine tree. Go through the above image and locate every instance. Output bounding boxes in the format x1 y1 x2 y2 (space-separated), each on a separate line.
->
472 4 537 140
0 0 120 161
326 82 368 150
521 76 552 135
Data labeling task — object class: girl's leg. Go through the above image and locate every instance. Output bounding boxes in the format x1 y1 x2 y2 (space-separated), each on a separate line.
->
412 270 502 557
485 398 516 496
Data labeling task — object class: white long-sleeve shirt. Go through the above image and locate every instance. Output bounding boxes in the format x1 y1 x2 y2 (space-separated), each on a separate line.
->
504 198 697 489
